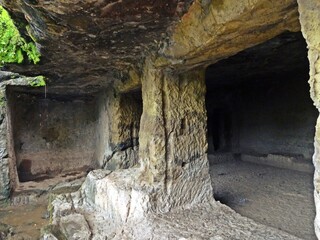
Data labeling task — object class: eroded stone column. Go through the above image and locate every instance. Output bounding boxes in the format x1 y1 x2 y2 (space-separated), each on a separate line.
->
48 64 213 233
139 60 213 211
297 1 320 238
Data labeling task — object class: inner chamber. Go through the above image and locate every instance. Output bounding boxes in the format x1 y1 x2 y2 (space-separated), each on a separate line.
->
206 31 318 239
7 88 99 185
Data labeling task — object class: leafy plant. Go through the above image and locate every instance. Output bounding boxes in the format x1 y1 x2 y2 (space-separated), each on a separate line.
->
0 6 41 66
29 75 46 87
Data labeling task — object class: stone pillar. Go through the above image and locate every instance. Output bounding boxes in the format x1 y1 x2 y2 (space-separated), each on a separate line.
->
138 60 213 211
49 64 213 229
297 1 320 238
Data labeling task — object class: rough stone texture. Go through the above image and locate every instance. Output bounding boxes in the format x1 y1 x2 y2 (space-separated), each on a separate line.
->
138 62 212 210
0 0 192 90
0 223 11 239
77 169 148 223
114 203 301 240
0 76 141 198
49 169 150 239
157 0 300 70
0 0 318 239
7 90 98 182
41 233 58 240
298 0 320 238
0 0 301 93
0 158 10 201
59 213 91 240
47 185 301 239
103 147 139 171
47 66 214 237
0 71 43 200
95 88 142 170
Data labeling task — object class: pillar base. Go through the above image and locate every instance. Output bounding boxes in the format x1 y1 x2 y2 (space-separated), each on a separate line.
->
45 167 299 240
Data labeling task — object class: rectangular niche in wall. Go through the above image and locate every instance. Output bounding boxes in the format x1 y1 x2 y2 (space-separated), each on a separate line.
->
7 87 98 183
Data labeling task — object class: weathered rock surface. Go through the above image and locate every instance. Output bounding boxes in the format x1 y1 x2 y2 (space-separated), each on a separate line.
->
0 222 11 239
0 158 9 201
45 169 302 239
159 0 300 70
95 88 141 170
298 0 320 238
0 0 191 90
42 233 58 240
59 214 91 240
138 64 212 210
0 71 47 200
0 0 301 93
0 0 318 239
8 90 98 182
115 202 301 240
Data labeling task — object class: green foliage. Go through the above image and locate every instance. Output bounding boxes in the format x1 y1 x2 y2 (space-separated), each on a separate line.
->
0 6 41 65
29 75 46 87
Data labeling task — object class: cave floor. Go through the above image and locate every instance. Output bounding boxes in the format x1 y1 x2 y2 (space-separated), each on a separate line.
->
0 173 86 239
0 202 48 239
0 157 316 239
209 156 316 240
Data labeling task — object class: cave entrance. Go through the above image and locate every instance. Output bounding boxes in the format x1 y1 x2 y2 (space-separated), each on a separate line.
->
206 32 318 239
7 87 99 193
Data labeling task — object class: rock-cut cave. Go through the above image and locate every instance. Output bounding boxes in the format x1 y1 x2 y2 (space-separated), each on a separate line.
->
0 1 320 240
206 31 317 239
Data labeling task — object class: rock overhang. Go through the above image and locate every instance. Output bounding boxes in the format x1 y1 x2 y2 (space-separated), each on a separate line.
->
0 0 302 95
0 0 193 93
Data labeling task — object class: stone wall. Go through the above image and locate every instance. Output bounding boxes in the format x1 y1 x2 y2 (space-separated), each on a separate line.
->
2 0 318 238
0 73 41 201
46 65 214 238
0 81 142 199
7 89 98 182
207 76 318 161
95 88 142 171
238 78 316 159
298 0 320 237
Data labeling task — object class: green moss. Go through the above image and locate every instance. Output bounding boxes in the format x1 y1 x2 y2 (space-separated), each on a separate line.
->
29 75 46 87
0 6 41 66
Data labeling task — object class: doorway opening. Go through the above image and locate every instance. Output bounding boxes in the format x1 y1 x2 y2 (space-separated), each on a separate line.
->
206 32 318 239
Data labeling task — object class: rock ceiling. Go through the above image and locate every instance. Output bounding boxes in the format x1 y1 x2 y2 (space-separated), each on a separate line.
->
0 0 301 94
0 0 194 90
206 32 309 88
